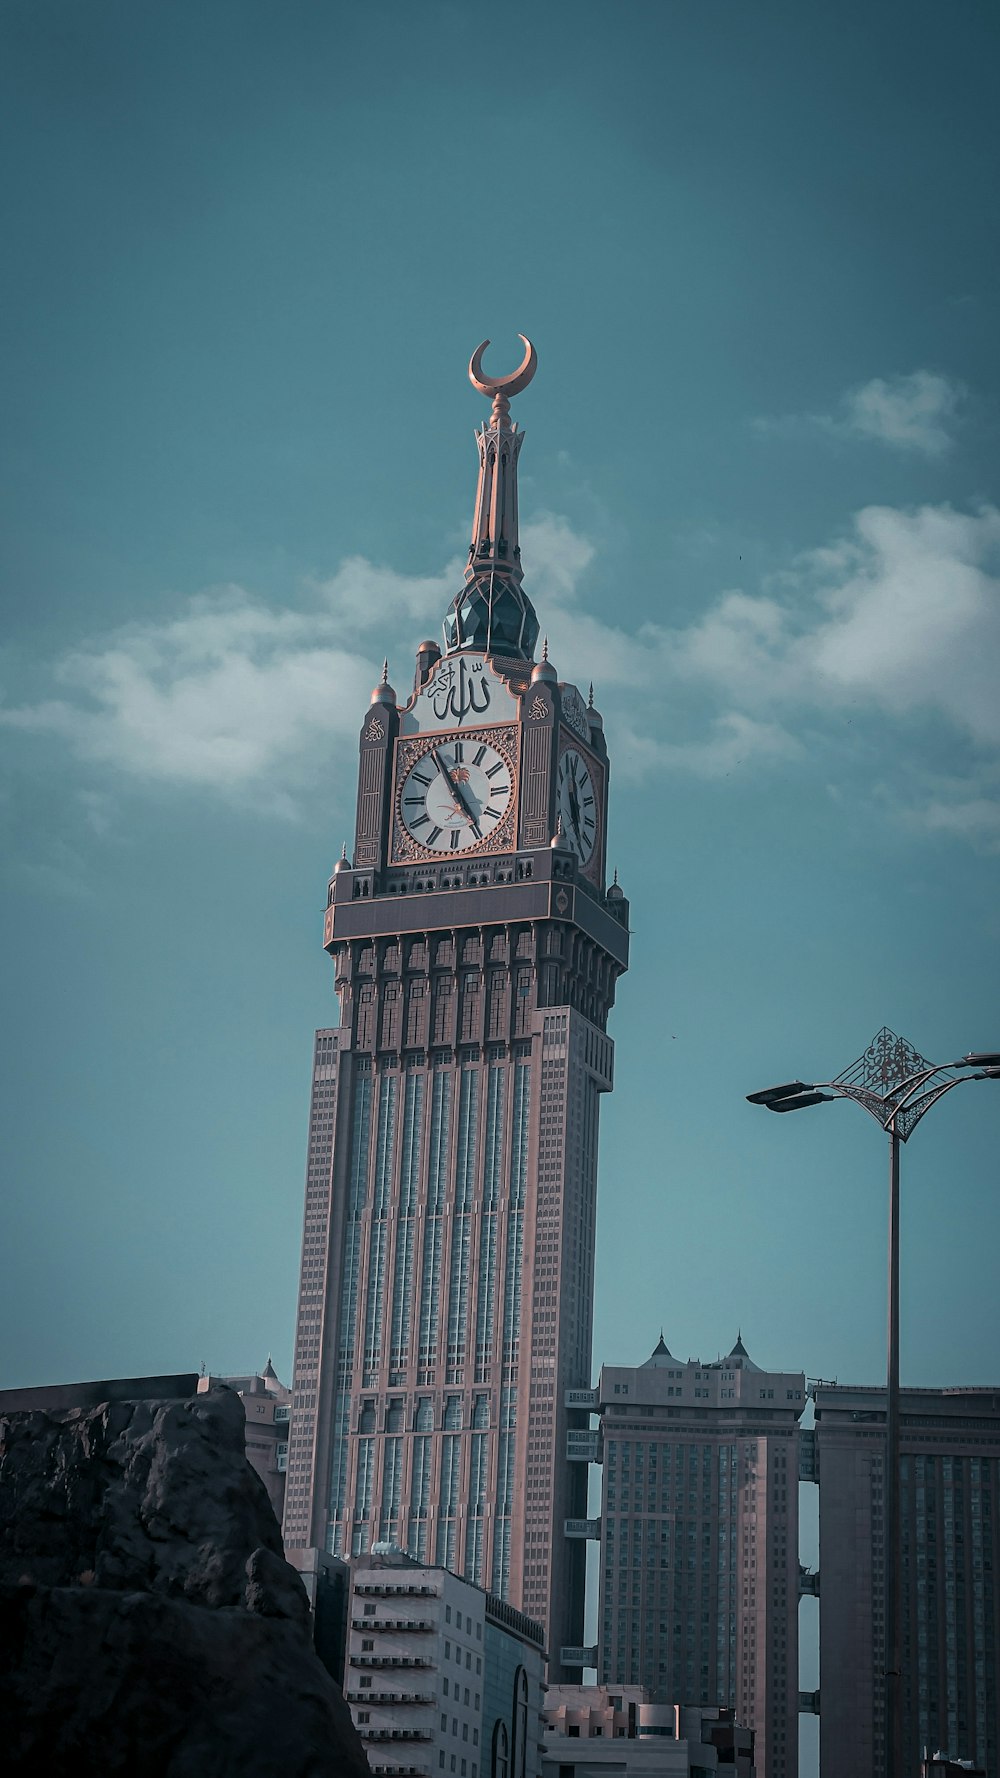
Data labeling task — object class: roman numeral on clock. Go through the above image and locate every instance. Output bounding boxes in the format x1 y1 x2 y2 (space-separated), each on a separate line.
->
485 762 504 780
473 745 487 766
413 771 432 787
410 813 430 829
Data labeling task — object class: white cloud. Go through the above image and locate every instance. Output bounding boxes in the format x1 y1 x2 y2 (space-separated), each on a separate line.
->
2 501 998 845
756 369 964 456
841 371 962 455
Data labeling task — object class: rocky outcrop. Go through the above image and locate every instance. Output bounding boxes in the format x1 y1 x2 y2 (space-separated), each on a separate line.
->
0 1384 369 1778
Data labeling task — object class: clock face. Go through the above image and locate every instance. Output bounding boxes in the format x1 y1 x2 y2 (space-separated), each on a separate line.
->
556 748 598 862
398 735 515 854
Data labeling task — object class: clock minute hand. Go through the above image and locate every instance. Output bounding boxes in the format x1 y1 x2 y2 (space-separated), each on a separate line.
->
431 747 481 835
567 782 584 850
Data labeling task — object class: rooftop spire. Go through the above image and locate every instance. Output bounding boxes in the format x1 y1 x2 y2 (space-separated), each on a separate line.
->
443 335 540 662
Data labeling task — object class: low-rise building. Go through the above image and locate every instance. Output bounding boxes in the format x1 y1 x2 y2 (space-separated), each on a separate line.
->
344 1550 546 1778
542 1685 754 1777
198 1358 290 1519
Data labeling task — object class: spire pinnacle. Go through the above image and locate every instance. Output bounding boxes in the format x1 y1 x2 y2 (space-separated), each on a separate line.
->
443 336 540 662
542 636 549 662
588 682 594 709
381 658 389 685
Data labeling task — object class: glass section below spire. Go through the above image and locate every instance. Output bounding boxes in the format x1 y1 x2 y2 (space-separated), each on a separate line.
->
443 574 540 659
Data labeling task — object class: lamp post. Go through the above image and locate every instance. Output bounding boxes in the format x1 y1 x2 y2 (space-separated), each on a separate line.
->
747 1028 1000 1778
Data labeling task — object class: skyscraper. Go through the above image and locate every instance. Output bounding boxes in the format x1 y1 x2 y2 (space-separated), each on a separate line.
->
815 1383 1000 1778
594 1337 806 1778
282 338 630 1671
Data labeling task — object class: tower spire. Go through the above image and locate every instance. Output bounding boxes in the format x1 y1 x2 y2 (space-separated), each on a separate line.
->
443 335 541 662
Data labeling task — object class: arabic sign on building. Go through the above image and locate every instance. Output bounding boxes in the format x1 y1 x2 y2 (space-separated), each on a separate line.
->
401 652 518 734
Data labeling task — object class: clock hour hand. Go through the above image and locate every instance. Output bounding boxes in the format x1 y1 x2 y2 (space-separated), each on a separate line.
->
431 747 481 836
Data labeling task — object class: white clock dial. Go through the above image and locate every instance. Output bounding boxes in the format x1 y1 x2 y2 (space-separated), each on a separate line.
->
400 737 513 853
556 748 598 862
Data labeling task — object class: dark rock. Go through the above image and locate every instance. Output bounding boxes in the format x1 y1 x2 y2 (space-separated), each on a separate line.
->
0 1385 369 1778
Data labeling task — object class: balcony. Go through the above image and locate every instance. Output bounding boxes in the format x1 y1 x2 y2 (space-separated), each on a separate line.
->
351 1655 435 1671
355 1583 439 1598
564 1387 597 1409
566 1430 598 1461
362 1728 434 1744
346 1692 434 1706
564 1518 601 1540
352 1617 435 1632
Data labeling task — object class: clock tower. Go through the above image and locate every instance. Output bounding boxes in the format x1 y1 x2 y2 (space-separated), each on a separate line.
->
283 338 630 1675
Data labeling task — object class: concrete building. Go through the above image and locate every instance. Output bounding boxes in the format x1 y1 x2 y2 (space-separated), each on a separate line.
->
592 1337 805 1778
815 1383 1000 1778
343 1550 545 1778
542 1686 754 1777
282 338 630 1672
198 1358 290 1520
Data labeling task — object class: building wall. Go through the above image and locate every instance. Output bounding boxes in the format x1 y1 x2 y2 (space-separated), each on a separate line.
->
596 1348 804 1778
342 1558 544 1778
816 1385 1000 1778
541 1686 754 1778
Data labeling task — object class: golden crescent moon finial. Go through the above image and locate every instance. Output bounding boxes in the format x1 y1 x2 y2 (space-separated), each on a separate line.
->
468 334 537 400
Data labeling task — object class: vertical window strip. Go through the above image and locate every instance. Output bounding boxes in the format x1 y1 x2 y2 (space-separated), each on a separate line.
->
469 1430 489 1516
372 1075 397 1216
510 1062 531 1210
465 1517 485 1588
427 1070 452 1213
447 1216 472 1368
483 1064 506 1209
436 1518 458 1571
379 1437 403 1539
362 1222 388 1380
389 1220 416 1366
491 1516 512 1599
337 1073 373 1368
361 1075 396 1381
499 1062 530 1371
501 1209 523 1361
418 1217 444 1363
474 1212 498 1377
388 1074 423 1369
409 1436 432 1562
440 1432 462 1515
328 1389 352 1517
455 1068 479 1211
355 1437 375 1521
398 1072 424 1215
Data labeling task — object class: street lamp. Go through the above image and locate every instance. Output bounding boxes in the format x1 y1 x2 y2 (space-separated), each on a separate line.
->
747 1027 1000 1778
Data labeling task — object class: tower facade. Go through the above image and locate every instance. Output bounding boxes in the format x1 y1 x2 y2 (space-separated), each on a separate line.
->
595 1338 806 1778
815 1383 1000 1778
282 339 630 1672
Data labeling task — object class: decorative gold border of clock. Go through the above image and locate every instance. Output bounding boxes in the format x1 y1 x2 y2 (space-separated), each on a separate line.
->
391 723 521 863
558 730 604 883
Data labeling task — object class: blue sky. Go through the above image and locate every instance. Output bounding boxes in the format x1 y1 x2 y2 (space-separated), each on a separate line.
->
2 3 999 1746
